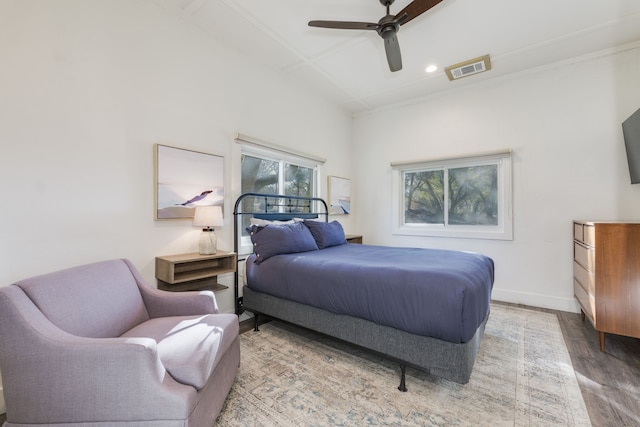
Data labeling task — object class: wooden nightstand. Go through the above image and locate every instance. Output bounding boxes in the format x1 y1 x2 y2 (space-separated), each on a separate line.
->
345 234 363 244
155 251 237 292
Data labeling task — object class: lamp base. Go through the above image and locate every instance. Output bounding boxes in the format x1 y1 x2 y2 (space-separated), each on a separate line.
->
199 229 217 255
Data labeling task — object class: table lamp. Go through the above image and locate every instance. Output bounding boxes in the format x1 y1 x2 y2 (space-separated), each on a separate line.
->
193 206 224 255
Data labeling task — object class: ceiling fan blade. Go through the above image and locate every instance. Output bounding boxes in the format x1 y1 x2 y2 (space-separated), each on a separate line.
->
308 20 379 31
383 32 402 72
395 0 443 26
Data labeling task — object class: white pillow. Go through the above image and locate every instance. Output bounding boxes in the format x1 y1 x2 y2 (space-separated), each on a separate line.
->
250 217 296 226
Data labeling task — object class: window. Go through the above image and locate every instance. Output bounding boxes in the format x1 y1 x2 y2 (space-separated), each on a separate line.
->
241 153 316 198
392 150 512 240
238 142 322 250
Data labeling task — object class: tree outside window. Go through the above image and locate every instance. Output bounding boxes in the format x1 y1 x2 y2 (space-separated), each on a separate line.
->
393 151 512 240
240 153 317 232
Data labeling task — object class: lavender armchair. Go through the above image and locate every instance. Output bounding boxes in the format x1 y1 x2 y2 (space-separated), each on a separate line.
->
0 259 239 426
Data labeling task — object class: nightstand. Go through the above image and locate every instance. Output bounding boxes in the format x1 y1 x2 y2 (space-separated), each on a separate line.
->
155 251 237 292
345 234 363 244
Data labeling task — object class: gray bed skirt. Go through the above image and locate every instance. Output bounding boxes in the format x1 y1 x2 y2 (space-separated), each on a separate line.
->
242 286 488 385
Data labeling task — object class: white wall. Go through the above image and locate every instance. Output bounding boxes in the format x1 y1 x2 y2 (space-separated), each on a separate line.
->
0 0 353 315
352 45 640 312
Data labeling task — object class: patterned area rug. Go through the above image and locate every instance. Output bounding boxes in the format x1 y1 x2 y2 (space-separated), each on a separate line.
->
216 304 591 426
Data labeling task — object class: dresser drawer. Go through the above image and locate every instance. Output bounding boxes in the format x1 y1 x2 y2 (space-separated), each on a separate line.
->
573 261 595 295
574 279 596 324
583 224 595 246
574 241 595 271
573 223 584 243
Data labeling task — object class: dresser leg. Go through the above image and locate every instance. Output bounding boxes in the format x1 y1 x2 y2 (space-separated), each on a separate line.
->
599 331 606 352
580 309 585 322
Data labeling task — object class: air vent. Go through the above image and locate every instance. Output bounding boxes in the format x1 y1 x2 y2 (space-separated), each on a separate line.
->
445 55 491 81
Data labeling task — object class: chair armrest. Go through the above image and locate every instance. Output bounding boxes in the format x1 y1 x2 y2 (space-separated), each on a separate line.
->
141 287 219 318
0 287 197 423
122 259 219 317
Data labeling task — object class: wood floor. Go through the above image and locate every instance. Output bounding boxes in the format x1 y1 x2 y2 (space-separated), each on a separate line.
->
556 309 640 427
1 306 638 426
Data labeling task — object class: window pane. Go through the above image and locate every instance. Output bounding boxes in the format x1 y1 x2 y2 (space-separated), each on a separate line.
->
448 165 498 225
283 163 314 213
240 155 280 230
404 170 444 224
284 163 313 198
241 155 279 195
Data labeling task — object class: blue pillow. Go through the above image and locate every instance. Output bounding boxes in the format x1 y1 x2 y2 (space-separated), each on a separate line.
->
249 222 318 264
303 220 347 249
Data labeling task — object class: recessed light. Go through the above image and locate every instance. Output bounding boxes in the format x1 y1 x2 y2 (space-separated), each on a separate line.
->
425 65 438 73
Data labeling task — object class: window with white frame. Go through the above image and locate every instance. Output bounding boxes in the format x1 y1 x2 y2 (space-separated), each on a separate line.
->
240 148 318 198
391 150 513 240
237 140 324 254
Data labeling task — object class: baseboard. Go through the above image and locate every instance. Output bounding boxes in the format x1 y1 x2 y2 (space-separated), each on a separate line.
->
491 288 581 313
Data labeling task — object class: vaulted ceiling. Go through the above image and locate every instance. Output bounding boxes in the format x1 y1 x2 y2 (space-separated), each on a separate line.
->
154 0 640 115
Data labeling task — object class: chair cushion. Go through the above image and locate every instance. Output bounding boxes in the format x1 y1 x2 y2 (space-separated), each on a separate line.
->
121 313 239 390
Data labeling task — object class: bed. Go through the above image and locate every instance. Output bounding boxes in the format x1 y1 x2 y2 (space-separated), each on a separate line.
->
233 193 494 390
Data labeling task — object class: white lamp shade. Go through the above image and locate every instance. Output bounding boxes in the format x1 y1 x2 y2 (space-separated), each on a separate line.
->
193 205 224 228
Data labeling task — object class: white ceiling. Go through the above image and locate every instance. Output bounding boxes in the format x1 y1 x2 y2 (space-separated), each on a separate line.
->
154 0 640 115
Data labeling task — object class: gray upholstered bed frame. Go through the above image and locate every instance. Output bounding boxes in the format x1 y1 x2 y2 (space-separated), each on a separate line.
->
233 193 488 390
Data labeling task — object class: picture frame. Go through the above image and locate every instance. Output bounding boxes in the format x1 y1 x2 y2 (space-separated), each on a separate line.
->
154 144 224 220
328 175 350 215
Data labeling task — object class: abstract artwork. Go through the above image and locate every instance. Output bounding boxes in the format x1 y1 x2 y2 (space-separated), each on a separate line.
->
328 175 350 215
154 144 224 220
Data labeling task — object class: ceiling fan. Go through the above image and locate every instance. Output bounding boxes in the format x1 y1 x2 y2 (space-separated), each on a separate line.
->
308 0 443 72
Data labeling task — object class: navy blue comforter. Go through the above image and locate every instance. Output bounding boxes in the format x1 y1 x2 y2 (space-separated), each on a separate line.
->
246 244 494 343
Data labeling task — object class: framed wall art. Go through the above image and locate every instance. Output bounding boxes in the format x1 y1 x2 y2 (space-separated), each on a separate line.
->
154 144 224 220
328 175 350 215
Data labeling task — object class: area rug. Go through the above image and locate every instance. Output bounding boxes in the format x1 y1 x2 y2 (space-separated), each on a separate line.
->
215 304 591 426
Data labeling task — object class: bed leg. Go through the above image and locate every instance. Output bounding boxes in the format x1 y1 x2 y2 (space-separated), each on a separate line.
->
398 364 408 392
253 314 260 332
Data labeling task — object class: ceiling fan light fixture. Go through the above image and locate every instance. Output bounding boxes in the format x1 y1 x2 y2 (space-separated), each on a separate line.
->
444 55 492 81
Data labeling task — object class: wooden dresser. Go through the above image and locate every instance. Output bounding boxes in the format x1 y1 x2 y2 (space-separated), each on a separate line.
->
573 220 640 351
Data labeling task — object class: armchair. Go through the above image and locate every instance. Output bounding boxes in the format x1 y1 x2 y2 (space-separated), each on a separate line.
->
0 259 239 426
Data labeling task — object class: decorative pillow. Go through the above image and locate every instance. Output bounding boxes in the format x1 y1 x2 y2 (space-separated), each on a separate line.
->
303 220 347 249
249 222 318 263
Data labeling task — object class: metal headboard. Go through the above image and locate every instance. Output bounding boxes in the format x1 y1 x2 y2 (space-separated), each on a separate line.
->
232 192 329 314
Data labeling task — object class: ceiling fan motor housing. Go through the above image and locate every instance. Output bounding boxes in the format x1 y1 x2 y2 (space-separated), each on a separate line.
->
377 15 400 39
379 26 398 39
